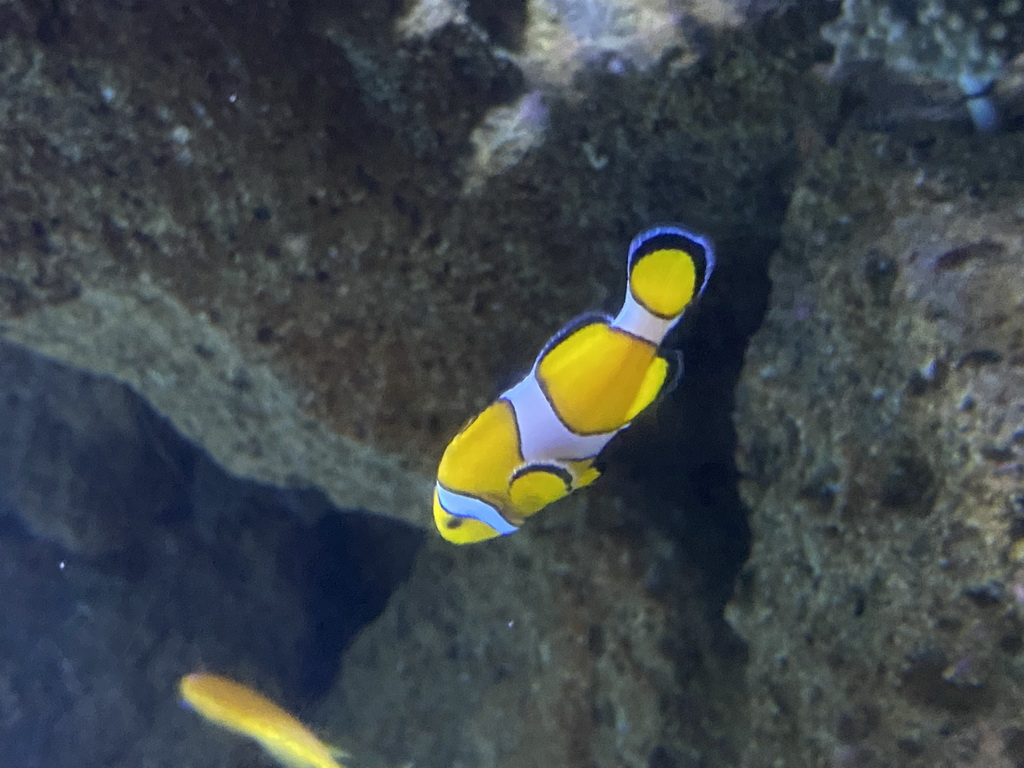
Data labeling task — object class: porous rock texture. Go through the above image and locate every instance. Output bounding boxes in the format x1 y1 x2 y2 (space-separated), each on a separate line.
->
23 1 1023 768
0 0 803 540
729 127 1024 768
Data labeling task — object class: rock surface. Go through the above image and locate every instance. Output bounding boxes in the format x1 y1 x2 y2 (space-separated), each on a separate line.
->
729 128 1024 768
10 2 1024 768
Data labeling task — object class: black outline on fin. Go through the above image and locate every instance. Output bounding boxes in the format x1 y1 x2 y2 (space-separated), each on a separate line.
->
534 311 612 368
510 462 574 492
628 223 716 302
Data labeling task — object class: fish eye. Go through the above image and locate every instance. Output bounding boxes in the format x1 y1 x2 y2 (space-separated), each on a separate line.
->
446 518 463 529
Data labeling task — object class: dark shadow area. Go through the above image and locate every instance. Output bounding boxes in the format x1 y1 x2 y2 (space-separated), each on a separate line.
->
0 338 424 768
297 511 424 699
634 228 777 614
507 10 839 626
465 0 529 50
602 229 766 616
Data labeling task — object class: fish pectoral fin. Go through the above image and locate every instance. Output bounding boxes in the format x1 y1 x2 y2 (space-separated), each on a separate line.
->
624 355 671 422
509 464 573 518
567 459 602 489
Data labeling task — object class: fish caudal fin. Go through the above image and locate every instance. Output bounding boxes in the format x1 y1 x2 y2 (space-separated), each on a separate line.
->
613 225 715 345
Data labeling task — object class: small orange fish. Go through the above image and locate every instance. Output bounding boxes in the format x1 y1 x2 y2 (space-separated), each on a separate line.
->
179 672 346 768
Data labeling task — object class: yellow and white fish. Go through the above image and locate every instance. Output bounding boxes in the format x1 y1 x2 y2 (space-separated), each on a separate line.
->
433 224 715 544
179 672 346 768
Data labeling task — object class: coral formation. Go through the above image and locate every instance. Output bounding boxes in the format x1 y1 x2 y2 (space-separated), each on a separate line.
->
823 0 1024 127
465 91 550 192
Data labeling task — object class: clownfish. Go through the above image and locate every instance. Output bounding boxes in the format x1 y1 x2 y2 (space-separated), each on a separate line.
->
433 224 715 544
178 672 347 768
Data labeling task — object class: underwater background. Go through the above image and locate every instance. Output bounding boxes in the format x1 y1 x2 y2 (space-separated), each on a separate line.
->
0 0 1023 766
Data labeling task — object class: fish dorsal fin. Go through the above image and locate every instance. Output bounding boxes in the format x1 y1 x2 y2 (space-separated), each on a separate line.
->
508 463 573 517
623 352 677 422
659 349 684 398
494 314 610 398
534 311 611 368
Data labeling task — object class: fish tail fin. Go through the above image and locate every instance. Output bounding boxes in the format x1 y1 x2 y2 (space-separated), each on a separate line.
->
327 744 350 760
327 743 351 768
613 224 714 344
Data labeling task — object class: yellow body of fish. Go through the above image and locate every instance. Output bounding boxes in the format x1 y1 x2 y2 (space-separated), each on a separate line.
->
179 672 345 768
433 224 715 543
436 225 716 544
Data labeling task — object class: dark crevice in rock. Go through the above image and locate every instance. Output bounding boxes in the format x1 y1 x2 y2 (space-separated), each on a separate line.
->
0 338 424 765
